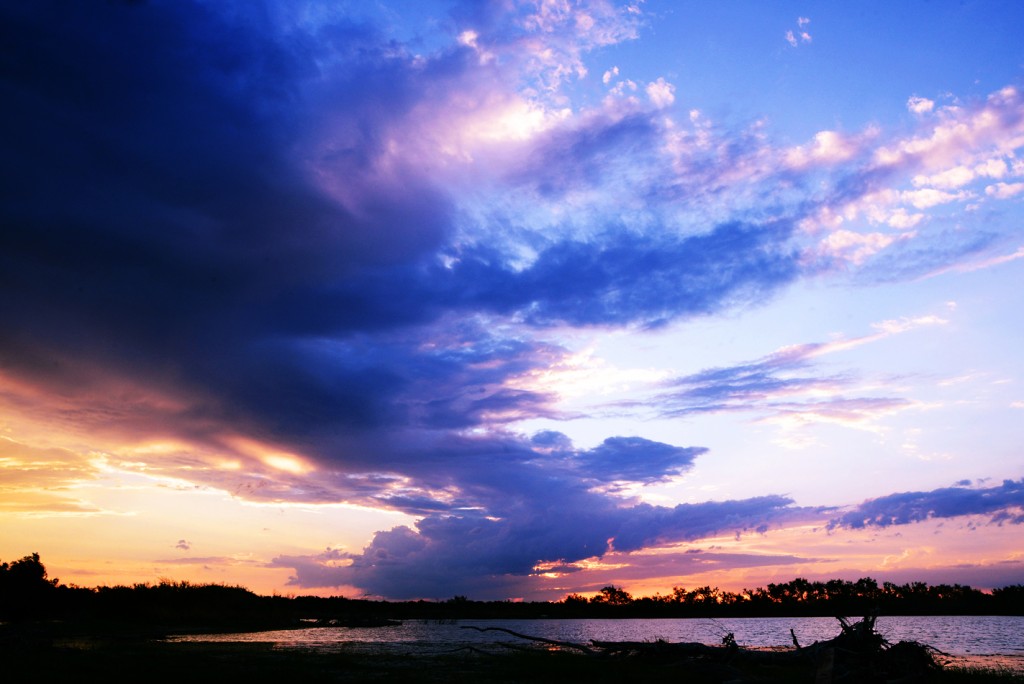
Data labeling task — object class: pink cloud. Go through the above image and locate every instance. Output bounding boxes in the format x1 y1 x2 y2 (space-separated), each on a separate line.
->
786 17 812 47
875 87 1024 173
815 229 897 265
645 77 675 109
912 165 976 189
785 130 858 169
985 181 1024 199
907 96 935 114
901 187 969 209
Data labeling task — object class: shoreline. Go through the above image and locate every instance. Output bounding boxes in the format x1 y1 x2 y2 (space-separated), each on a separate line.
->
6 617 1022 683
7 635 1024 683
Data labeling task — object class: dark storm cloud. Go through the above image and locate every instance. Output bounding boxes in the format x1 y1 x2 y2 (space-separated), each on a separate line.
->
448 221 800 327
1 1 803 448
300 218 800 336
831 479 1024 530
347 431 706 510
265 427 811 598
273 491 803 599
0 0 448 407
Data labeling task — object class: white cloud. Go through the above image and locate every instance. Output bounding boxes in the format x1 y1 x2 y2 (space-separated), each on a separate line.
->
910 158 1007 190
974 157 1008 178
457 28 496 65
876 87 1024 172
785 130 856 168
797 86 1024 242
787 18 811 46
985 182 1024 199
912 165 975 189
887 208 925 230
872 314 948 335
816 230 896 265
646 77 675 109
608 78 637 97
907 96 935 114
602 65 619 85
901 188 968 209
503 0 643 93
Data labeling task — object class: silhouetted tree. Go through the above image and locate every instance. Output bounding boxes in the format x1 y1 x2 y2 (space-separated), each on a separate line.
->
992 584 1024 615
590 585 632 605
0 552 59 620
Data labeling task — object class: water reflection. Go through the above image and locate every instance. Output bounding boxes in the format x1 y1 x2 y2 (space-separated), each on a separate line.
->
170 615 1024 669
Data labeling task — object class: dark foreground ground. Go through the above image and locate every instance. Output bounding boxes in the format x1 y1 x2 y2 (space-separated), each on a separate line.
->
2 628 1023 684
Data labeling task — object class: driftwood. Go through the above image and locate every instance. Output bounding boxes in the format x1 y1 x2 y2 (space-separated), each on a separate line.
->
465 616 945 682
460 625 597 654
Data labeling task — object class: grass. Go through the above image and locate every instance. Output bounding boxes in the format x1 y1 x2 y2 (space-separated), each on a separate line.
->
940 665 1024 683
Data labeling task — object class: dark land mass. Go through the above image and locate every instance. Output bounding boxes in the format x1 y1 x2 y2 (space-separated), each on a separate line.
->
3 616 1023 683
4 553 1024 682
4 553 1024 627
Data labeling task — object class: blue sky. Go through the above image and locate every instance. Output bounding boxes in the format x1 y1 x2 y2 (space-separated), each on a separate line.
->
1 0 1023 600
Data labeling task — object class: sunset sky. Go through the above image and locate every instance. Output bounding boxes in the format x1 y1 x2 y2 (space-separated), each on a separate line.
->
2 0 1024 601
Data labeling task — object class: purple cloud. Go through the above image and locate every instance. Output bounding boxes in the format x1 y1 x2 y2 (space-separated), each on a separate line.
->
831 479 1024 530
573 437 705 485
259 428 817 598
661 350 838 415
654 336 913 426
273 491 802 599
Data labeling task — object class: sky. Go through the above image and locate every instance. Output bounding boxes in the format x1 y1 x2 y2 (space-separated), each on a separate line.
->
2 0 1024 601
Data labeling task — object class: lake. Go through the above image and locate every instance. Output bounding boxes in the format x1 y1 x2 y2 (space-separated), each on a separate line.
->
171 615 1024 670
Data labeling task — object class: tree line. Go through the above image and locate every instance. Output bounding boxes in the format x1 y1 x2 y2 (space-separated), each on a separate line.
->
2 552 1022 625
565 577 1024 617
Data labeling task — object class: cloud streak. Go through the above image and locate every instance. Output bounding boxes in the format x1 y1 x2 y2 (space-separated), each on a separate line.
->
831 479 1024 530
654 314 945 426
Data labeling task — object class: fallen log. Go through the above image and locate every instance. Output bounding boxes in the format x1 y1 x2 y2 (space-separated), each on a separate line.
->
464 616 944 681
459 625 596 655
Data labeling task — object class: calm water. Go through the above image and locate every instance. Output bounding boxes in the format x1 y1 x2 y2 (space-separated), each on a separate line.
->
171 616 1024 669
